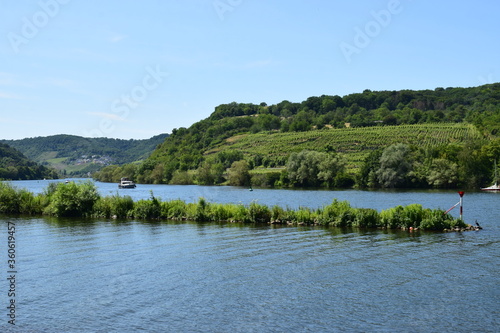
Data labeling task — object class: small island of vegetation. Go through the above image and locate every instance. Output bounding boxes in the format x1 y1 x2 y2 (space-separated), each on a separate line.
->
0 181 473 232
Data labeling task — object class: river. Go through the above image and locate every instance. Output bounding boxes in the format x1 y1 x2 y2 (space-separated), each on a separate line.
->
1 179 499 332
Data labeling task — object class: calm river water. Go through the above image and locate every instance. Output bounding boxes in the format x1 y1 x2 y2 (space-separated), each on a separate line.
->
1 179 499 332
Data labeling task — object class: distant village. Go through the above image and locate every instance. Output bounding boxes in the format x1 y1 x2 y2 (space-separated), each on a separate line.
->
73 155 113 166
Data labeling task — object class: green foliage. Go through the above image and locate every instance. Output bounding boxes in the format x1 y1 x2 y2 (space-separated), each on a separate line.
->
380 206 405 229
358 149 382 187
376 143 412 188
357 136 492 189
250 170 282 187
132 191 161 219
215 150 244 169
248 201 271 223
192 197 209 221
353 208 380 228
94 194 134 218
160 199 187 219
194 162 213 185
208 202 234 222
270 205 286 221
294 207 315 224
286 150 346 187
426 159 459 188
44 181 100 217
169 171 194 185
0 182 48 215
316 199 353 226
286 150 323 186
0 182 22 214
232 204 251 223
0 143 58 180
420 212 466 230
228 160 251 186
378 204 466 230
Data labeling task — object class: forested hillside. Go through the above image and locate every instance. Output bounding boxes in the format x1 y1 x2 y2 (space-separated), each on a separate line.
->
93 83 500 189
0 143 59 180
0 134 168 177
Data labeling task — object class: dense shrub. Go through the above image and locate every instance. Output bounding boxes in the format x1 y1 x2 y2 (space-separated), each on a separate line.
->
209 203 233 222
160 199 187 219
0 183 43 214
133 192 161 219
44 181 100 217
353 208 380 228
0 182 21 214
317 199 352 225
94 194 134 218
248 201 272 223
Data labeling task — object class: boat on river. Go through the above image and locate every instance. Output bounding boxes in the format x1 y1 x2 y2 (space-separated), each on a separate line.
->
119 177 136 189
481 160 500 192
481 182 500 192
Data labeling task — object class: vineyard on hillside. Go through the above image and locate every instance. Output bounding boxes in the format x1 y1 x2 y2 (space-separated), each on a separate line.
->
206 123 484 172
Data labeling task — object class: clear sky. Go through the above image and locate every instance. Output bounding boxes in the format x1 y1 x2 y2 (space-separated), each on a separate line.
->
1 0 499 140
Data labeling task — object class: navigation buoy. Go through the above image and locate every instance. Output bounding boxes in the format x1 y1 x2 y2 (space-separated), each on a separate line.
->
444 191 465 221
458 191 465 220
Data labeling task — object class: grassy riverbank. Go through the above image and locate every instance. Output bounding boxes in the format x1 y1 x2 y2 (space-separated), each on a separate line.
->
0 181 469 231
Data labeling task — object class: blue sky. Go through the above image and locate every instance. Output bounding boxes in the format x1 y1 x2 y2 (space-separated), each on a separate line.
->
1 0 499 140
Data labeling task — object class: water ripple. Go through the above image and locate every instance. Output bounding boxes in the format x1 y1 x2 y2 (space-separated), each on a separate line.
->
4 216 499 332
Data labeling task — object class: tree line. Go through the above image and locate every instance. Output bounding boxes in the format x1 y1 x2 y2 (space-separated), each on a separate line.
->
92 83 500 189
93 136 500 189
0 143 58 180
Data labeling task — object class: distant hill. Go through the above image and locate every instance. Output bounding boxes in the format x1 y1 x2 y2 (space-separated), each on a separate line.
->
0 134 168 177
0 142 59 180
93 83 500 189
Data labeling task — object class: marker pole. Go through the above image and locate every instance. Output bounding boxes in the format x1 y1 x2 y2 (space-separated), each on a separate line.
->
458 191 465 220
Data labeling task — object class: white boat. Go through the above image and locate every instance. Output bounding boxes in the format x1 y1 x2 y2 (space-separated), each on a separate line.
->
481 183 500 191
119 177 136 189
481 160 500 192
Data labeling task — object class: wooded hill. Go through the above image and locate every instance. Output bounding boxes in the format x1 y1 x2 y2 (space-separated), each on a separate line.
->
0 142 59 180
0 134 168 177
93 83 500 189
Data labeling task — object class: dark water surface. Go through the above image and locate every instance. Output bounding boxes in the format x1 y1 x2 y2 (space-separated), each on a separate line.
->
1 180 499 332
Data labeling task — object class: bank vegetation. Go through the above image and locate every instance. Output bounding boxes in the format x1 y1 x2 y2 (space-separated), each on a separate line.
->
0 181 470 231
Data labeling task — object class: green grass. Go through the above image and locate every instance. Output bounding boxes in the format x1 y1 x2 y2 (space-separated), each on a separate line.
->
207 123 484 173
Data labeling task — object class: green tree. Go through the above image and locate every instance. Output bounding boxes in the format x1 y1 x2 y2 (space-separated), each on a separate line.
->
376 144 412 188
211 162 226 184
427 159 459 188
228 160 251 186
286 150 346 187
195 161 215 185
195 160 225 185
286 150 322 186
358 149 382 187
318 153 347 187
